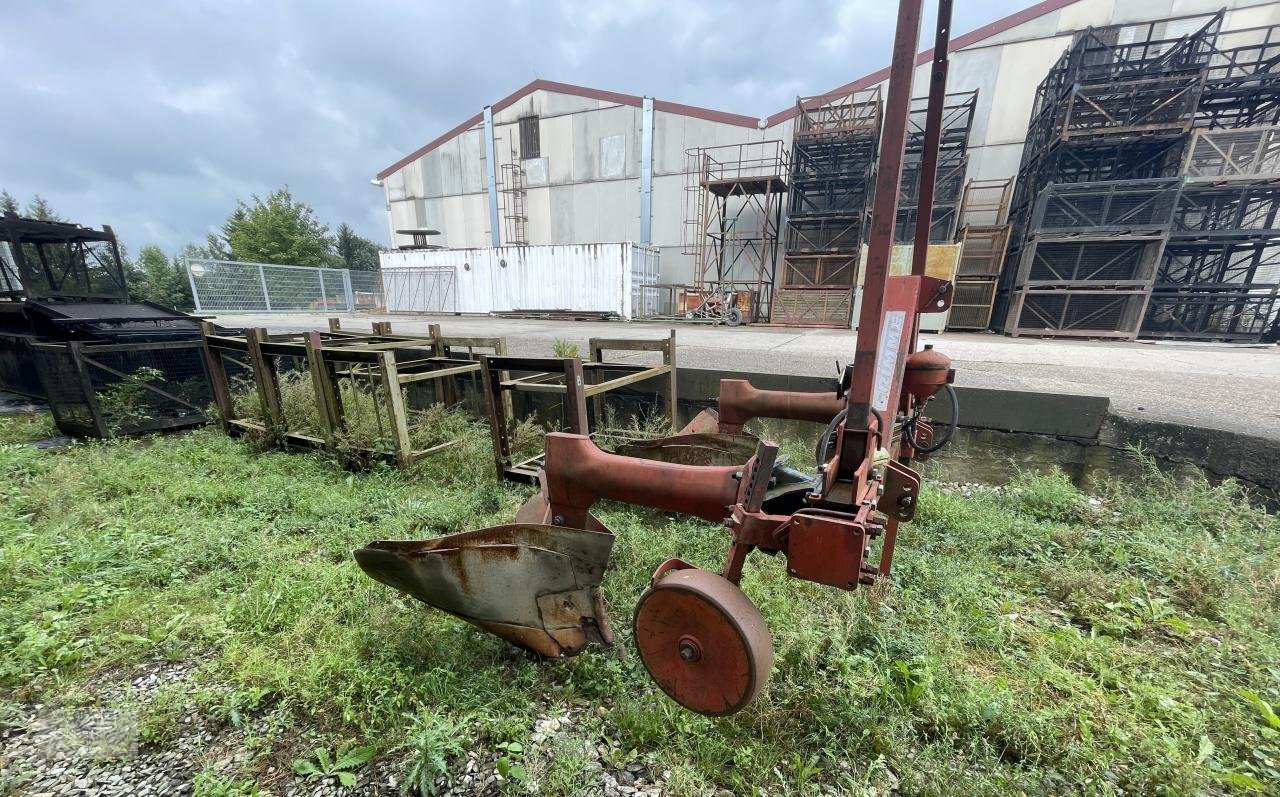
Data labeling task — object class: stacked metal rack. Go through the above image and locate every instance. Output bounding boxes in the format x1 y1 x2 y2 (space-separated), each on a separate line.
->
996 12 1223 338
996 11 1280 342
895 91 977 245
947 178 1012 330
773 88 882 326
0 212 213 437
1146 125 1280 340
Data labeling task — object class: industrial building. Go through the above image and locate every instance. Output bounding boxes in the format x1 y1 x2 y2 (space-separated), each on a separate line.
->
375 0 1280 336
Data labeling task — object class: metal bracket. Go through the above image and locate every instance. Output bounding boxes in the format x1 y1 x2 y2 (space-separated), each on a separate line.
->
878 459 922 522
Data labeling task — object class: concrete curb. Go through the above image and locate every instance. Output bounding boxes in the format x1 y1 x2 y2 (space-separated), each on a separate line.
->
672 367 1274 493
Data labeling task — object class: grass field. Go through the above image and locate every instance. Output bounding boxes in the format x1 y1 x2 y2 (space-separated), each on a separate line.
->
1 411 1278 796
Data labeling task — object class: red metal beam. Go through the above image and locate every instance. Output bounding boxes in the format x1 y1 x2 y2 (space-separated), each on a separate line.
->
911 0 955 275
847 0 925 422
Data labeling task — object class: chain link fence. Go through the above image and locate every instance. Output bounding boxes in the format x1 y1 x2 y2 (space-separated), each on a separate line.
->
186 259 386 313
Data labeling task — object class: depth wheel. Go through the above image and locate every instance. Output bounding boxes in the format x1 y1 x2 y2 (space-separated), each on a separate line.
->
633 568 773 715
727 307 744 326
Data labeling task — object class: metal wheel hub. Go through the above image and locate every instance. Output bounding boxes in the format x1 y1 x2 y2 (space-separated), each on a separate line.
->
633 567 773 716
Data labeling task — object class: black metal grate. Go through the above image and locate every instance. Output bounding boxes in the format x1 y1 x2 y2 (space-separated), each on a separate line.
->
32 341 212 438
1010 290 1147 337
1157 240 1280 287
1143 289 1279 340
1020 240 1161 286
1031 179 1181 235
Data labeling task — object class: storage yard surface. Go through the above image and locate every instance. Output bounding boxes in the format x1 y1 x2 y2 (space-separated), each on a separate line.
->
212 313 1280 440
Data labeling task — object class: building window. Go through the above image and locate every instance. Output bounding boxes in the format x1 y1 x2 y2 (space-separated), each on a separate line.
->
519 116 540 160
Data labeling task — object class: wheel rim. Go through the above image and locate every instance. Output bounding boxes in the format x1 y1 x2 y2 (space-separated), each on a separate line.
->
633 568 773 715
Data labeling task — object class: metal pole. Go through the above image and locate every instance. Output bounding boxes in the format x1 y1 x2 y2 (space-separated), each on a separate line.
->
318 268 327 312
484 106 502 247
343 269 355 313
258 263 272 312
910 0 954 276
186 259 203 313
640 96 655 246
847 0 924 418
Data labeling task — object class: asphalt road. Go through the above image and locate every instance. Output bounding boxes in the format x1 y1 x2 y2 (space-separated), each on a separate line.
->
212 312 1280 440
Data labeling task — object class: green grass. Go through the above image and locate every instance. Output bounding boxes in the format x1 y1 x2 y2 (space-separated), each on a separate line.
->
1 411 1278 795
0 411 57 445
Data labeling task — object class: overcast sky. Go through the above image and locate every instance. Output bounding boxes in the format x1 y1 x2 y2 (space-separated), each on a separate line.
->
1 0 1026 255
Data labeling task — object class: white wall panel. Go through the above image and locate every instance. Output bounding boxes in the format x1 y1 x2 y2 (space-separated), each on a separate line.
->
381 243 659 317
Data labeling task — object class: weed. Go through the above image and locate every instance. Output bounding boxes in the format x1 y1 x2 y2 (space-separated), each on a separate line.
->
136 682 188 747
0 412 58 444
551 339 580 359
95 366 165 433
494 740 529 787
192 768 266 797
292 742 377 788
402 712 467 796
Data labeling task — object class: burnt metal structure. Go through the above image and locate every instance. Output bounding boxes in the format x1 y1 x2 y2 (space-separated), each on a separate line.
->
0 212 214 436
774 87 882 326
684 142 788 322
1003 179 1179 338
1144 181 1280 341
356 0 961 716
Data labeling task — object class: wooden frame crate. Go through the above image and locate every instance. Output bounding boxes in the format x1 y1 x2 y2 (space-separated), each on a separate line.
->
200 320 505 468
481 331 678 483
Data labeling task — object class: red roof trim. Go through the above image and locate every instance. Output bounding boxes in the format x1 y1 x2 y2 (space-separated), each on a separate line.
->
377 79 761 178
378 0 1077 177
376 111 484 180
763 0 1078 126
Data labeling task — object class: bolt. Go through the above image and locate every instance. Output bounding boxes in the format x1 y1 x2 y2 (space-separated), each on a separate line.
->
552 515 565 525
677 636 702 663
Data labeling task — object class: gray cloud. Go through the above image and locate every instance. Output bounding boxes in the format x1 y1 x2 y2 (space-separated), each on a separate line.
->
0 0 1025 254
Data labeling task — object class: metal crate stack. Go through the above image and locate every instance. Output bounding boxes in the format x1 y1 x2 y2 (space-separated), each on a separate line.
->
995 12 1223 339
1148 128 1280 341
774 88 882 327
1142 25 1280 342
895 91 978 245
946 178 1013 330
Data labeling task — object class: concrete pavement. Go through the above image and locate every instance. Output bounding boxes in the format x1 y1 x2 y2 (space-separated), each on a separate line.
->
211 312 1280 441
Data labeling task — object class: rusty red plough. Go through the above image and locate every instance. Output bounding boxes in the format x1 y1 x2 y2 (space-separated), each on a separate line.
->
356 0 960 715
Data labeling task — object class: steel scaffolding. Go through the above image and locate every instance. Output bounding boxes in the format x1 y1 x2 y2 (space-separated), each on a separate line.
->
685 142 789 322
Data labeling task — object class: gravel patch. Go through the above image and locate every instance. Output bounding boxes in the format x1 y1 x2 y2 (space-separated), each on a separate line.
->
2 664 671 796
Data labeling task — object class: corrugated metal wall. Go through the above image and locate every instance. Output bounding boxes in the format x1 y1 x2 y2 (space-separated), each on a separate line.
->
380 243 660 318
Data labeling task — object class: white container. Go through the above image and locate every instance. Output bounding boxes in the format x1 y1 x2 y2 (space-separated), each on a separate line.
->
379 242 659 319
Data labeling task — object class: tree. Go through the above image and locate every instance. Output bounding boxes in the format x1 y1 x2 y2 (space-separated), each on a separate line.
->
128 245 194 310
25 195 61 221
0 190 17 214
334 223 380 271
181 233 233 263
223 187 333 266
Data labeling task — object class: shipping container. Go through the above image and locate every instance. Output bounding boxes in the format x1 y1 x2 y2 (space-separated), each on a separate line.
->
379 243 660 319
